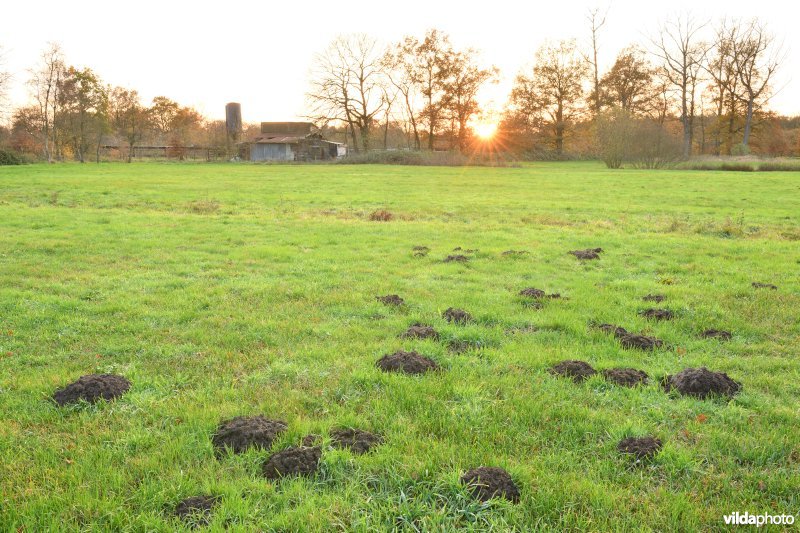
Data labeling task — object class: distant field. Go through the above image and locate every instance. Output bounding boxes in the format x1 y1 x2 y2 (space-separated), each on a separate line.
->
1 161 798 530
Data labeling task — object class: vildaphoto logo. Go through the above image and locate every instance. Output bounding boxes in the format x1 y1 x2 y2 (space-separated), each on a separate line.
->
723 512 795 527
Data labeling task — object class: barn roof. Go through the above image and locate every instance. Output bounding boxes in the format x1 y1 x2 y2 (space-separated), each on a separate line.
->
251 135 307 144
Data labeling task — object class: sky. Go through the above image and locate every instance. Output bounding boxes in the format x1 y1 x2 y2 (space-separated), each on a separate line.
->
1 0 797 124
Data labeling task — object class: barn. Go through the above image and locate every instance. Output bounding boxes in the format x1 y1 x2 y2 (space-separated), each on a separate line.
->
248 122 345 162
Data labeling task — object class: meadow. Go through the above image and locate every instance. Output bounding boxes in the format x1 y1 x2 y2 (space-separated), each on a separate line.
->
1 161 798 531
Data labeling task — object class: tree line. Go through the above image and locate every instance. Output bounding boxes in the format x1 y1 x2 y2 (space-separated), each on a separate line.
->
1 12 797 163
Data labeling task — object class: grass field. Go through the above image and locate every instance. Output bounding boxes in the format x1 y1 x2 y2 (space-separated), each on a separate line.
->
1 161 799 531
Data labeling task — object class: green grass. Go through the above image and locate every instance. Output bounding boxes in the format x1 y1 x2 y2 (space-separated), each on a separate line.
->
1 161 799 531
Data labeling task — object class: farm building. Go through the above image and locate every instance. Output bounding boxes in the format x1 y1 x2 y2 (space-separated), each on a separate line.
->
247 122 345 162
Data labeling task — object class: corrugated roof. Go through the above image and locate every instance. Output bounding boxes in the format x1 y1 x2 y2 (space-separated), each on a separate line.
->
252 135 306 144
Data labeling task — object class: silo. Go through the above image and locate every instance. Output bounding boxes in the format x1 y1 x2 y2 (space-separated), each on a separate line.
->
225 102 242 141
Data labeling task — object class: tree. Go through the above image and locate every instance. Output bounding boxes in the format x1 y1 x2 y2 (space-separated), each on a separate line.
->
307 34 387 153
383 37 424 150
110 87 149 162
582 7 608 117
599 46 658 116
731 20 782 148
509 40 587 155
27 43 65 162
58 66 107 162
0 45 11 120
651 15 707 158
441 49 497 153
704 19 743 154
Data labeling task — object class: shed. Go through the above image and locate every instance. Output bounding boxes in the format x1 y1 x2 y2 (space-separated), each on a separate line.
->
248 122 345 161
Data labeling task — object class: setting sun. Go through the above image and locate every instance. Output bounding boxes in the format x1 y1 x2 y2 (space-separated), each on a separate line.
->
474 122 498 139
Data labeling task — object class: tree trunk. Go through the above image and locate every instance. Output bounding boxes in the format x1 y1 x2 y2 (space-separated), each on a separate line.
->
742 98 754 147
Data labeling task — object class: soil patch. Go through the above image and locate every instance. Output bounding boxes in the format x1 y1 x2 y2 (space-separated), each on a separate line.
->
549 360 597 383
618 333 664 350
368 209 394 221
602 368 649 387
618 436 662 460
663 367 741 399
643 294 666 303
502 250 529 256
173 495 218 525
52 374 131 406
448 339 485 353
700 329 732 341
452 247 478 253
330 427 383 454
640 308 675 321
569 247 603 260
376 294 405 306
211 416 287 455
400 324 440 340
519 288 545 298
376 350 439 374
461 466 520 503
412 246 429 257
301 434 320 447
262 446 322 479
752 282 778 290
443 307 472 324
444 254 469 263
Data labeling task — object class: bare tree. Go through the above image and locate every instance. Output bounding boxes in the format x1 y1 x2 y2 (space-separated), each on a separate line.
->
307 34 387 153
27 43 65 162
383 38 424 150
650 15 708 158
110 87 149 162
582 6 608 117
0 45 11 121
704 19 743 154
731 20 783 148
441 49 497 153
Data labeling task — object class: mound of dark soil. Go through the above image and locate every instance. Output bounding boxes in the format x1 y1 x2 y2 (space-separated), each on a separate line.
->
752 282 778 290
443 307 472 324
519 288 545 298
173 495 218 525
618 333 664 350
569 248 603 260
301 434 320 447
376 351 439 375
444 254 469 263
502 250 529 256
330 427 383 454
368 209 394 221
52 374 131 406
642 294 666 303
663 367 741 399
618 436 662 460
640 308 675 321
596 323 629 336
549 360 597 383
400 324 440 340
211 416 287 455
262 446 322 479
602 368 649 387
376 294 405 306
700 329 732 341
461 466 520 503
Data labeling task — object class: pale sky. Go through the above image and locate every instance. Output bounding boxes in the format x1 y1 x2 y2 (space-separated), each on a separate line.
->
1 0 798 124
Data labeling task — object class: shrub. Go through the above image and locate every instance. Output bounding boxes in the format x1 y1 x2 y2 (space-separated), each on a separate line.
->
595 109 682 169
0 149 23 165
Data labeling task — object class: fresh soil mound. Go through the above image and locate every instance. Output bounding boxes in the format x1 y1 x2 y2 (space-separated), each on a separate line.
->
461 466 520 503
642 294 666 303
640 308 675 321
569 248 603 260
663 367 741 399
376 294 405 306
602 368 649 387
549 360 597 383
618 436 662 460
701 329 732 341
173 495 218 524
330 427 383 454
596 323 629 336
519 287 545 298
444 254 469 263
368 209 394 221
412 246 429 257
211 416 287 455
618 333 664 350
376 351 439 375
301 434 320 447
262 446 322 479
443 307 472 324
52 374 131 406
752 282 778 290
400 324 440 340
